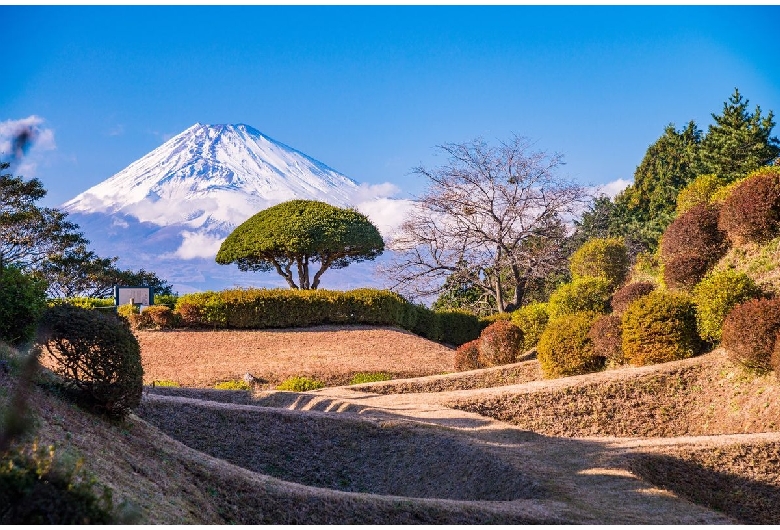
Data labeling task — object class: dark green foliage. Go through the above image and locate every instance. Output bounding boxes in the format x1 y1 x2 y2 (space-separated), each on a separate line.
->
718 166 780 245
454 340 482 371
698 88 780 182
477 320 524 367
216 200 384 289
660 203 728 290
621 291 702 366
37 305 143 418
612 121 702 252
537 312 603 378
692 269 762 343
721 297 780 373
588 314 624 366
567 196 621 251
0 266 47 346
431 274 490 316
547 277 612 319
173 288 482 346
569 237 629 290
0 442 114 524
510 301 549 351
611 281 656 316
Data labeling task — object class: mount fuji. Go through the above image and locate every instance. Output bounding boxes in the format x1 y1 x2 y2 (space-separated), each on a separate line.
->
64 123 413 294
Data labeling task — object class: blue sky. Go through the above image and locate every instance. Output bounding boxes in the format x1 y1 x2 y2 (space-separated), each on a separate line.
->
3 5 779 209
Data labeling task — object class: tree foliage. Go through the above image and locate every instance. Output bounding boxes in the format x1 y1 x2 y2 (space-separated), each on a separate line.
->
698 88 780 182
0 266 47 346
216 200 384 289
382 135 588 313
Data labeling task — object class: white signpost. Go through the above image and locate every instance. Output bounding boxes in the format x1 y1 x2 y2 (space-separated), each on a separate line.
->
114 286 154 307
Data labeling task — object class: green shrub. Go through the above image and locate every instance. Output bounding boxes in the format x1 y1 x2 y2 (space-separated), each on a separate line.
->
510 301 549 351
675 174 724 215
37 305 143 418
611 282 656 316
141 305 176 330
0 266 47 347
454 340 482 371
721 297 780 373
537 312 603 378
479 312 512 327
588 314 624 366
547 277 613 319
435 310 483 346
213 379 251 391
477 320 524 367
50 298 115 310
276 376 325 392
621 291 702 366
569 237 629 290
719 166 780 245
692 269 763 343
153 294 178 310
0 441 114 524
349 372 393 385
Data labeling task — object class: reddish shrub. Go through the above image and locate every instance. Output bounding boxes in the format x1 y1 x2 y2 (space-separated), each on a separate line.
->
174 302 202 327
143 305 176 329
478 320 524 367
719 167 780 245
721 297 780 372
588 314 624 366
662 254 717 291
454 340 482 371
611 282 655 316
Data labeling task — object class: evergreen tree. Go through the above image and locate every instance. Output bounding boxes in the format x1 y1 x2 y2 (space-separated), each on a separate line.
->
698 88 780 182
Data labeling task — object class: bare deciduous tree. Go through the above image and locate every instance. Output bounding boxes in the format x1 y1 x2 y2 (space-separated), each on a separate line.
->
382 136 589 313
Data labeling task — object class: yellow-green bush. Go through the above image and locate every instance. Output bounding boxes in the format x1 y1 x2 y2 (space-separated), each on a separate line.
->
49 298 115 310
621 291 702 366
692 269 762 343
276 376 325 392
349 372 393 385
214 379 251 391
569 237 629 289
537 312 603 378
547 277 612 319
675 174 724 215
510 301 549 351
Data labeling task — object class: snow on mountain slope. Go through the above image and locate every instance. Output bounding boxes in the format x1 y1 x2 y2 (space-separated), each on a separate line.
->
62 123 412 293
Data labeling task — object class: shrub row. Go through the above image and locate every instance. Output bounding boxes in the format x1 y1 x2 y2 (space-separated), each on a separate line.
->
174 288 482 346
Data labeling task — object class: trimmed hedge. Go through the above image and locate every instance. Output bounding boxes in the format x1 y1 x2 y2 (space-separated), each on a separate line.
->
588 314 624 366
721 297 780 373
547 277 613 319
510 301 549 351
537 312 603 378
692 269 762 343
477 320 524 367
569 237 629 290
454 340 481 371
174 288 482 346
611 282 656 316
621 291 702 366
719 166 780 245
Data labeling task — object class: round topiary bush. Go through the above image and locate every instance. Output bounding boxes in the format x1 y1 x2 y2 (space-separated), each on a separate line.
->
721 297 780 373
454 339 482 371
588 314 624 366
510 301 549 351
611 281 656 316
675 173 724 215
477 320 524 367
692 269 763 343
537 311 603 378
719 166 780 245
569 237 629 290
0 266 47 347
547 277 613 319
141 305 177 329
37 305 143 418
621 290 702 366
660 203 728 290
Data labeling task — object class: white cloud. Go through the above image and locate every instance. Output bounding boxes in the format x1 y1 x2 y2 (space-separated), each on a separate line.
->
355 197 416 240
348 182 402 203
593 178 631 199
166 230 226 260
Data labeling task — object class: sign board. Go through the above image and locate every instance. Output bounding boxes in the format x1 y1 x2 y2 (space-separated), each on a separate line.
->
115 286 154 306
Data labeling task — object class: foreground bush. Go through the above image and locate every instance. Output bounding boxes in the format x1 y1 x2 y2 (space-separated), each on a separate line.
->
721 297 780 373
569 237 629 290
611 282 656 316
537 312 603 378
510 301 549 351
692 269 762 343
719 166 780 245
276 376 325 392
0 266 47 347
547 277 612 319
454 340 482 371
37 305 143 418
621 291 702 366
477 320 524 367
588 314 624 366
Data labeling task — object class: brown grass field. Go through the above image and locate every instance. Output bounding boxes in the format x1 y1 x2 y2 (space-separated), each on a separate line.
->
5 325 780 524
